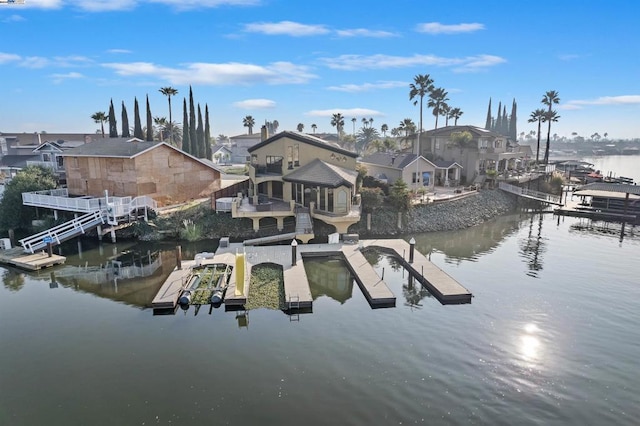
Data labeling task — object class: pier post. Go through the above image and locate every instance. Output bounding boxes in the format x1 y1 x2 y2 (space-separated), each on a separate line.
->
47 242 52 258
291 239 298 266
176 245 182 270
409 238 415 263
110 229 116 243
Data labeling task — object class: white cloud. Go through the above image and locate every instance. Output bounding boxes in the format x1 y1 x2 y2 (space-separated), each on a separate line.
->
103 61 317 85
106 49 132 54
306 108 383 118
50 72 84 84
335 28 398 38
557 53 581 61
320 53 505 72
24 0 259 11
562 95 640 110
416 22 485 34
243 21 330 36
0 52 21 63
20 56 50 68
233 99 276 109
327 81 406 93
2 14 25 23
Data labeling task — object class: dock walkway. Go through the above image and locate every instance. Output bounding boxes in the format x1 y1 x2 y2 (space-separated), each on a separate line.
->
0 247 66 271
362 239 472 304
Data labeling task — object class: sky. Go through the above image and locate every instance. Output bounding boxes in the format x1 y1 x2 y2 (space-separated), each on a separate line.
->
1 0 639 141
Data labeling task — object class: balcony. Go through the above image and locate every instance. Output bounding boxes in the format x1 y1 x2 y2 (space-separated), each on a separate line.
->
253 164 283 176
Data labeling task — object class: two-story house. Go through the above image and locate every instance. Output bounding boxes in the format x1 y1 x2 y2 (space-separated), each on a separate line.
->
421 125 522 183
234 131 360 237
62 138 221 206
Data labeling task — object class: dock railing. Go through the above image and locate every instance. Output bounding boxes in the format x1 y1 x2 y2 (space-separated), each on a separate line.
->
499 182 562 205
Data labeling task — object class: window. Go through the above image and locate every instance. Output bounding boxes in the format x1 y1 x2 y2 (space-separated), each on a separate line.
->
294 144 300 167
287 146 293 169
479 139 488 149
42 153 51 162
435 141 440 150
495 140 502 148
251 154 258 165
412 172 420 184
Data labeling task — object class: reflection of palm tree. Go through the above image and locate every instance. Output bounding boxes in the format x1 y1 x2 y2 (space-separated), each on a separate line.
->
519 214 546 278
2 269 25 292
403 276 432 310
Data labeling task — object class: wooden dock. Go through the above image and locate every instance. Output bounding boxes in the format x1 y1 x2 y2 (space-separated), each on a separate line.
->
151 238 471 310
0 248 66 271
151 260 195 309
362 239 472 304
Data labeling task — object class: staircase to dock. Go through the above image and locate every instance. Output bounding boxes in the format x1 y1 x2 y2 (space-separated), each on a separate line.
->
499 182 562 206
19 211 105 253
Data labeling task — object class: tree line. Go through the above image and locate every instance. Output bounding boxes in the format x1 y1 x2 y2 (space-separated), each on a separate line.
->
91 86 212 160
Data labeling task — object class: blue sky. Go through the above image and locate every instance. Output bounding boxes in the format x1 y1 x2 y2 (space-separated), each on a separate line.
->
1 0 639 140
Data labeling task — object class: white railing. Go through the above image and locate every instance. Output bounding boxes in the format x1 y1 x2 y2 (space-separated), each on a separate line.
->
499 182 562 205
19 211 105 253
22 190 157 217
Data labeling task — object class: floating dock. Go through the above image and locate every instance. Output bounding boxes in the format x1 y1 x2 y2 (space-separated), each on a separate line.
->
152 238 472 311
0 247 66 271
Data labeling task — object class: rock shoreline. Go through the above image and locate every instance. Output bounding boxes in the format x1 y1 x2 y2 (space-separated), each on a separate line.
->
351 189 519 237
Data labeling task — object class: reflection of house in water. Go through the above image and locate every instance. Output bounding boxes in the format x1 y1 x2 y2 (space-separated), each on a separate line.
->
303 258 353 304
52 249 174 307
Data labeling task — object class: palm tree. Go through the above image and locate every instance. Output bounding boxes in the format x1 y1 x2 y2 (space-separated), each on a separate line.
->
311 124 317 134
398 118 416 150
159 87 178 144
542 110 560 164
442 104 451 126
331 113 345 142
154 116 168 141
297 123 304 132
369 117 374 128
243 115 255 134
356 126 380 154
381 123 388 136
528 109 545 163
91 111 107 137
449 108 463 125
427 87 449 129
541 90 560 165
361 117 369 128
409 74 434 156
351 117 357 135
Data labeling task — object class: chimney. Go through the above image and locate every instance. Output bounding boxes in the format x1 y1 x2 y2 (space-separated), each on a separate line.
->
261 125 269 142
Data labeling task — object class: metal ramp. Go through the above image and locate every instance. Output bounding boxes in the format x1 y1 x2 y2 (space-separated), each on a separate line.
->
499 182 562 206
19 211 105 254
243 232 297 246
295 210 313 235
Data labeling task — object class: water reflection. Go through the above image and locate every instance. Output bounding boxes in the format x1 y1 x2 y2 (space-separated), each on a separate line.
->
518 214 547 278
303 258 354 304
519 323 542 362
2 268 25 292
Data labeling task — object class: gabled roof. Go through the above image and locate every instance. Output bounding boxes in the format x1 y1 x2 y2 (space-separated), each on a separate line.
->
248 131 357 158
360 152 440 170
433 159 464 169
60 138 222 173
283 159 357 188
422 125 504 139
32 141 63 152
212 144 232 153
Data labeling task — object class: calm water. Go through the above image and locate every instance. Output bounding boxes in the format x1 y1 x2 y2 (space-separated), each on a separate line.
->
1 159 639 426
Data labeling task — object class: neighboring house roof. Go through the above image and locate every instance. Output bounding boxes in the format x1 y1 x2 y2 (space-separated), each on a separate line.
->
230 133 262 140
423 125 504 139
249 131 357 158
433 159 464 169
61 138 222 173
32 141 64 152
212 145 232 154
360 152 440 170
0 133 97 146
283 159 357 188
0 155 39 168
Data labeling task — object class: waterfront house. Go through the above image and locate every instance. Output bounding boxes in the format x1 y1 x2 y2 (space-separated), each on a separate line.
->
420 125 525 184
234 131 360 236
61 138 221 206
359 152 438 190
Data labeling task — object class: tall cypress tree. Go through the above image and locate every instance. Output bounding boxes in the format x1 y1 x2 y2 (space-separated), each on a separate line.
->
133 97 143 139
502 105 508 135
121 101 130 137
146 95 153 141
509 99 517 141
181 98 190 154
189 86 197 156
196 104 205 158
484 98 492 130
204 104 212 160
108 99 118 138
494 101 502 132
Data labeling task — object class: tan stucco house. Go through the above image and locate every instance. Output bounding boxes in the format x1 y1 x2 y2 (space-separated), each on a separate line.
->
233 131 361 236
61 138 221 206
421 125 526 184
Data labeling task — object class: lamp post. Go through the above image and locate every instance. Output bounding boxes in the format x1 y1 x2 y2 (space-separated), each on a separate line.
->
409 237 415 263
291 239 298 266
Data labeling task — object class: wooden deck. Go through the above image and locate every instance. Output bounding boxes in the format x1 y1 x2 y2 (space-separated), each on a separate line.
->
362 239 472 304
151 260 195 309
0 248 66 271
151 238 471 310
